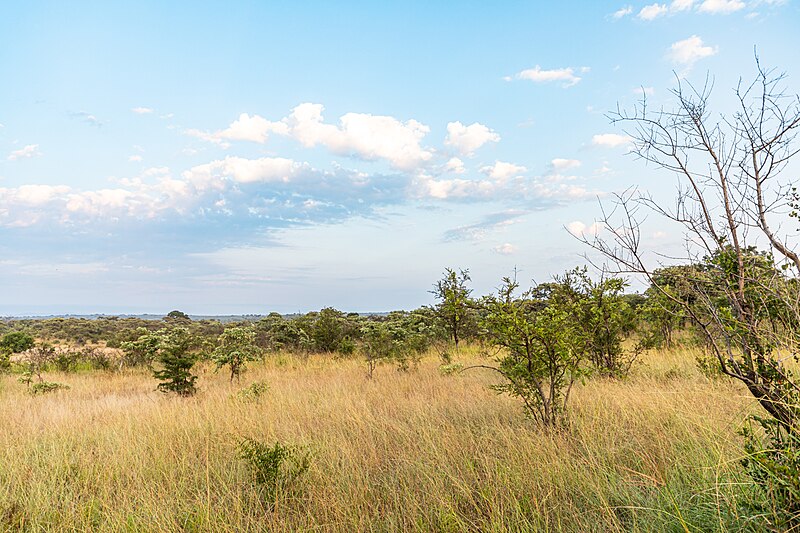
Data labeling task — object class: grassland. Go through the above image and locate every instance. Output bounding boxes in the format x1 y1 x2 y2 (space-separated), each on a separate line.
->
0 346 767 532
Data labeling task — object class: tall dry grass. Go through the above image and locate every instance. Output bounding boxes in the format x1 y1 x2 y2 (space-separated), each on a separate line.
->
0 346 764 531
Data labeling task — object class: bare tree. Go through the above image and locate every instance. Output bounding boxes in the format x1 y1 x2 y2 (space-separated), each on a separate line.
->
581 57 800 432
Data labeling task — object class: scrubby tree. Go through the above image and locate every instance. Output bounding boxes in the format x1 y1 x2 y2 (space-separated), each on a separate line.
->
126 327 199 396
430 268 475 355
213 325 260 382
477 273 588 427
581 59 800 526
0 331 34 372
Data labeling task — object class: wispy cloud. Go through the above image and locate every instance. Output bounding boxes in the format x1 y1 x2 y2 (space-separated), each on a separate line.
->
504 65 585 87
7 144 41 161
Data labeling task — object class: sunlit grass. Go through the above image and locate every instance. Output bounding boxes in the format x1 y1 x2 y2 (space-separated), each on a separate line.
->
0 346 764 531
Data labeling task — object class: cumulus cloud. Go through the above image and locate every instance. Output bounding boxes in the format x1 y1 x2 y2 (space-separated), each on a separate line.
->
183 156 305 187
480 161 527 181
285 103 432 170
667 35 718 71
445 157 466 174
638 3 669 19
494 243 517 255
131 107 154 114
7 144 41 161
188 113 289 147
591 133 633 148
566 220 601 237
444 121 500 156
698 0 745 13
550 158 581 172
504 66 583 87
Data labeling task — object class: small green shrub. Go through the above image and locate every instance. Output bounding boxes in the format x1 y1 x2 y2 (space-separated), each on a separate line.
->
54 352 80 373
741 416 800 530
238 437 310 507
696 351 723 379
29 381 69 395
237 381 270 402
439 362 464 375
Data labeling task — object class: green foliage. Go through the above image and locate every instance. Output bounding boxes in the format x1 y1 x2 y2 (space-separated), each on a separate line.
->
212 325 260 382
742 415 800 530
237 381 270 402
430 268 476 351
53 351 80 373
564 268 640 377
481 273 588 427
0 331 34 354
120 328 161 368
238 437 311 507
438 362 464 375
128 327 199 396
360 313 432 378
28 381 69 395
164 310 191 321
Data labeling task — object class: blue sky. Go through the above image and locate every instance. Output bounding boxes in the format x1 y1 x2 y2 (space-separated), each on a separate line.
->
0 0 798 315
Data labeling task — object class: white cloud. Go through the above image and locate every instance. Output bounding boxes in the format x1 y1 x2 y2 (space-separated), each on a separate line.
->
7 144 41 161
638 3 669 19
550 158 581 172
591 133 633 148
285 103 432 170
667 35 718 71
504 66 583 87
131 107 154 114
445 157 466 174
184 156 304 187
494 243 517 255
444 121 500 156
671 0 694 10
566 220 601 237
187 113 288 147
128 155 143 162
480 161 527 181
698 0 745 13
612 5 634 18
2 184 70 206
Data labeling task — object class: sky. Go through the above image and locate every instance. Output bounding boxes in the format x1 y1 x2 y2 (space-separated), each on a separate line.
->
0 0 798 315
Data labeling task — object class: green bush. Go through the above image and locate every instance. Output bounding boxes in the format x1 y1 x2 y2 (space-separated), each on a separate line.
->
238 437 310 507
237 381 270 402
742 415 800 530
29 381 69 395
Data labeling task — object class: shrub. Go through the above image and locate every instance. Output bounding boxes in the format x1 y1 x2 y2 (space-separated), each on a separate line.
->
742 415 800 529
238 437 310 507
439 362 464 376
29 381 69 395
53 351 80 373
212 326 260 382
237 381 270 402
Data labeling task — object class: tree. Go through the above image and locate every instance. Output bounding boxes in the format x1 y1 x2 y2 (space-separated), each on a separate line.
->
360 315 430 379
164 310 191 322
581 59 800 525
430 268 475 355
132 327 199 396
0 331 34 372
477 273 588 427
212 325 260 382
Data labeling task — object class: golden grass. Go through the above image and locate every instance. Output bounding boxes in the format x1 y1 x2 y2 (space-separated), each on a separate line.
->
0 347 763 532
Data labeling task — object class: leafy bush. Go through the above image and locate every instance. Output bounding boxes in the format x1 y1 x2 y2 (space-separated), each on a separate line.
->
237 381 270 402
212 325 260 382
53 351 80 373
742 415 800 530
439 362 464 375
29 381 69 395
238 437 310 507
